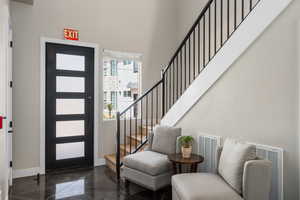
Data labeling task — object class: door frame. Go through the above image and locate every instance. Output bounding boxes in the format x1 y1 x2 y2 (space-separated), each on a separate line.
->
40 37 99 174
7 27 13 185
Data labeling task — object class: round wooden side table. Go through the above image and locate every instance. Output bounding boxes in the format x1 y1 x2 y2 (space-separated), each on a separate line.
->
168 153 204 174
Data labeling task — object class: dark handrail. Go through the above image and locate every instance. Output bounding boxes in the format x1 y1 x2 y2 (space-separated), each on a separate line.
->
164 0 214 73
119 79 163 115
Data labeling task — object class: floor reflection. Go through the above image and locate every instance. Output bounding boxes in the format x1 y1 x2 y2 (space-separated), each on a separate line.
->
55 179 85 199
9 166 171 200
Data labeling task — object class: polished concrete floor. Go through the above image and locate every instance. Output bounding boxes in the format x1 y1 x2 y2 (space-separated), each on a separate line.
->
9 166 171 200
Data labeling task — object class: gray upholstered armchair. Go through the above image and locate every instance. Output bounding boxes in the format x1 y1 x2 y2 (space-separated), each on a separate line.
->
172 139 272 200
122 125 181 194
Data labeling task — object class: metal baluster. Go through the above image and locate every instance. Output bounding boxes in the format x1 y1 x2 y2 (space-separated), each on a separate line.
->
140 99 143 144
151 91 153 132
189 37 191 85
198 23 200 73
129 109 132 154
221 0 223 45
234 0 237 29
203 15 206 68
193 31 196 79
135 105 138 149
173 62 175 105
209 5 211 61
227 0 230 38
146 95 148 138
156 87 158 124
169 67 171 110
162 69 165 116
250 0 253 11
242 0 245 20
184 44 187 90
180 50 183 96
214 0 217 54
124 114 126 156
116 112 121 180
176 56 179 100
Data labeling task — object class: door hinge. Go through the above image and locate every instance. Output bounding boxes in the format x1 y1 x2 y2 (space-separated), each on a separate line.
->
9 121 13 128
9 81 13 88
10 41 13 48
10 161 12 167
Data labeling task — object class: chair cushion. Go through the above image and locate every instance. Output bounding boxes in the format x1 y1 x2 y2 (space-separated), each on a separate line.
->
123 151 172 176
151 125 181 155
172 173 243 200
218 139 256 194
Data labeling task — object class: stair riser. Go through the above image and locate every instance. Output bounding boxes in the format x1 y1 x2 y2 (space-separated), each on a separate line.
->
126 136 144 146
140 127 152 136
105 159 116 173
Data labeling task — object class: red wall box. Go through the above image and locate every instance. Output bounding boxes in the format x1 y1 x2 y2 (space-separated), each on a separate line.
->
0 116 3 129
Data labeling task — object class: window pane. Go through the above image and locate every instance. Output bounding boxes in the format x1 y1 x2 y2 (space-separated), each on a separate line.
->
56 54 85 71
103 55 141 120
56 120 84 137
56 76 85 93
56 99 85 115
56 142 84 160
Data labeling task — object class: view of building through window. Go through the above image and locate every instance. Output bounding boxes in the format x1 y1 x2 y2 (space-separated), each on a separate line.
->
103 51 141 120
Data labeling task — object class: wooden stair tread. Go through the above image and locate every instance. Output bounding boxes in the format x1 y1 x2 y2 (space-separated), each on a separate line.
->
127 134 147 142
120 143 148 154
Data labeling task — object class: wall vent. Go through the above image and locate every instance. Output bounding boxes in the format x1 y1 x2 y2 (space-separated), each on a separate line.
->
197 135 221 173
248 143 284 200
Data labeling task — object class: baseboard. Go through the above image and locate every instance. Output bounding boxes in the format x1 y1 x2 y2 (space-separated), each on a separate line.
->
13 158 106 179
95 158 106 166
13 167 40 179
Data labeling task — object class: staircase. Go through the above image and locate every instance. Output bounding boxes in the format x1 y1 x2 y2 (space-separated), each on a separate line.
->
104 0 264 179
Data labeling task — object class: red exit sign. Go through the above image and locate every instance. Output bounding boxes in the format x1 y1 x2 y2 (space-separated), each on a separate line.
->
64 28 79 41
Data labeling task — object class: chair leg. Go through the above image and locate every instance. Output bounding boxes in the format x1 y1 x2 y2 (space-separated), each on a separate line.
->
152 191 159 200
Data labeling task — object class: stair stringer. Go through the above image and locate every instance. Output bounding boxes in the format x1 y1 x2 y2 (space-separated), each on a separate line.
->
161 0 293 126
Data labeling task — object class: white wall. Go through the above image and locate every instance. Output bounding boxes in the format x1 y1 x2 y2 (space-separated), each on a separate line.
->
10 0 177 170
0 0 10 198
175 0 209 42
175 0 300 199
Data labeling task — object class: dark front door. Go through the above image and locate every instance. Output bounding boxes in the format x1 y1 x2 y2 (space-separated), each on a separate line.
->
46 43 94 171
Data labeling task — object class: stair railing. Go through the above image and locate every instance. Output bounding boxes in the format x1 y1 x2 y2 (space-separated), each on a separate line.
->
116 0 261 179
116 79 164 179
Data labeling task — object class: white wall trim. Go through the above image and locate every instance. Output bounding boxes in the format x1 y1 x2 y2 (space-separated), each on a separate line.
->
95 158 106 166
13 158 106 179
39 37 100 174
13 167 40 179
161 0 293 126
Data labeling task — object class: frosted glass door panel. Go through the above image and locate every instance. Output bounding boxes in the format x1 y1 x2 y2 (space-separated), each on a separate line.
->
56 120 85 137
56 142 85 160
56 76 85 93
56 99 85 115
56 54 85 71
